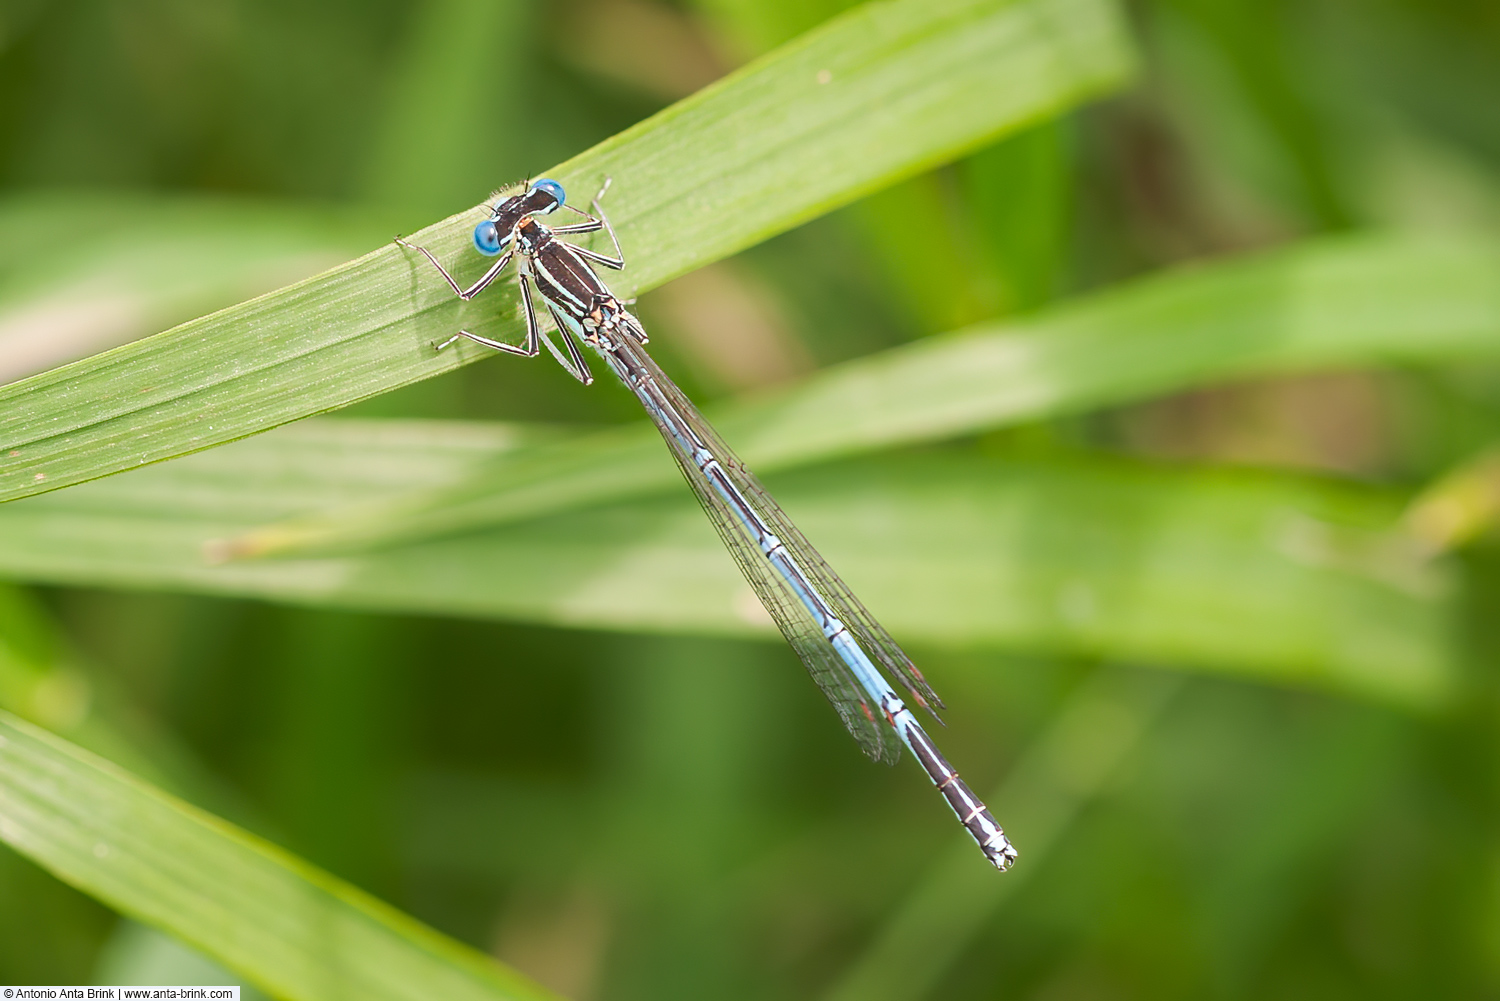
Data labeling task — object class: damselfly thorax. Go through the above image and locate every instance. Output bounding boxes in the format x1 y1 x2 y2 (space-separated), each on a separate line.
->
512 216 646 354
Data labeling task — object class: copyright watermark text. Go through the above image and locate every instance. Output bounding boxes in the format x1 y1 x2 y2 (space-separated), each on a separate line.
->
4 989 238 1000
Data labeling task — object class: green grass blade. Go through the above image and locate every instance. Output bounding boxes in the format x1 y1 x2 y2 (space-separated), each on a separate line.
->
0 191 399 384
0 584 266 829
97 921 271 1001
0 710 559 1001
0 420 1457 707
0 583 183 791
232 233 1500 557
359 0 532 214
0 0 1134 505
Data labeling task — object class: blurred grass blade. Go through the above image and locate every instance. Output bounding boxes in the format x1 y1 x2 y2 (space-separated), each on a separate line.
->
0 710 559 1001
0 192 400 385
97 921 271 1001
825 669 1182 1001
0 0 1135 505
232 233 1500 558
1404 445 1500 554
0 419 1458 707
0 584 261 827
360 0 531 213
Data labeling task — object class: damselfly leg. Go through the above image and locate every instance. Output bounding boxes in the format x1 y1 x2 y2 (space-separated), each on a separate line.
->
394 237 514 302
397 179 616 380
541 179 626 272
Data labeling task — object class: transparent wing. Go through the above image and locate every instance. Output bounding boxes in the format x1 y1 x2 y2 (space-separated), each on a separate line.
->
613 335 942 715
605 334 938 761
732 461 947 716
684 462 904 765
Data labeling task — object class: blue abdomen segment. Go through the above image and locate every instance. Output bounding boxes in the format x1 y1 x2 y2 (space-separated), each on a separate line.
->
677 419 1017 870
684 444 907 718
595 322 1018 871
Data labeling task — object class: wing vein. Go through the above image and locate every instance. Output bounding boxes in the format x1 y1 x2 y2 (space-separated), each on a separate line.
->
600 335 935 762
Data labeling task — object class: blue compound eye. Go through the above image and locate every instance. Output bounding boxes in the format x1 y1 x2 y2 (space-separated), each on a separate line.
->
531 178 566 213
473 219 503 256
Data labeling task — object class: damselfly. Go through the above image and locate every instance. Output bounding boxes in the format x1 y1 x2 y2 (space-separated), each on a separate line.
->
396 178 1018 871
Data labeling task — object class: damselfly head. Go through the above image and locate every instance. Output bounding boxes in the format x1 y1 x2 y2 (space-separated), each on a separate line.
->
474 178 566 255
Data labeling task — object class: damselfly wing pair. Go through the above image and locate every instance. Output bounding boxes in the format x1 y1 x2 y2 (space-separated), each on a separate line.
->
396 179 1017 871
